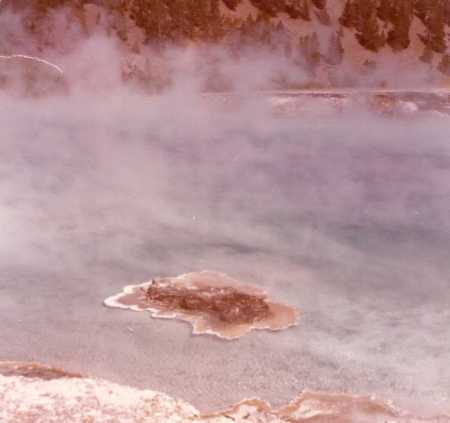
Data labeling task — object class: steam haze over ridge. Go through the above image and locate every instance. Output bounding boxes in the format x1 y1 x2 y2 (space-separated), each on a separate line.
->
3 0 450 90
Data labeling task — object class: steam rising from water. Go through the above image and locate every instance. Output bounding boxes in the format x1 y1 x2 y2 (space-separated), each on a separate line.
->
1 36 450 415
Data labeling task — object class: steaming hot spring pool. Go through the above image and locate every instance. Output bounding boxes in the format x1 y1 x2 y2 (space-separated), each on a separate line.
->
1 92 450 419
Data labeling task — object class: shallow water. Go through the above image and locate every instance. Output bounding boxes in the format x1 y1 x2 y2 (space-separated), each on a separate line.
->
0 93 450 414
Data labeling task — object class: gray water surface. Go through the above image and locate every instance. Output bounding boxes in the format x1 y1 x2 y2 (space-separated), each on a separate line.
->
1 94 449 412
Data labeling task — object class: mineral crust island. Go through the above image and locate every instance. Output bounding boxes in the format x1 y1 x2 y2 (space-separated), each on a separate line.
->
104 271 299 339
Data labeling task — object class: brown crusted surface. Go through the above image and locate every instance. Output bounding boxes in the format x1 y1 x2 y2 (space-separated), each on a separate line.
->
104 271 299 339
203 391 450 422
143 279 271 325
0 362 82 380
277 391 400 422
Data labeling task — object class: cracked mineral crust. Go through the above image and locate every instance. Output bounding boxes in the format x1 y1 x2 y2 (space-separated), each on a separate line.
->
104 271 299 340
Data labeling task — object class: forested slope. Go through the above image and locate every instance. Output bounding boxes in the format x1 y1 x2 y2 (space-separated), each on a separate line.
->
1 0 450 88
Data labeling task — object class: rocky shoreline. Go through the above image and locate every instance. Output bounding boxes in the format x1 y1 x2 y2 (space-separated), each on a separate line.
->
1 362 449 423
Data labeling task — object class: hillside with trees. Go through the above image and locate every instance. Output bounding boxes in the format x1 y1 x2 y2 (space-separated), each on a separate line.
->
1 0 450 88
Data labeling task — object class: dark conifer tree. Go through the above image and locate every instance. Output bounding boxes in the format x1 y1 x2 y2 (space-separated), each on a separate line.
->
355 0 386 52
414 0 431 25
315 7 331 25
297 0 311 21
208 0 224 40
129 0 168 42
325 31 344 65
166 0 189 41
444 0 450 25
284 0 309 20
377 0 392 22
438 53 450 75
312 0 326 10
222 0 242 10
298 32 321 74
249 0 281 18
385 0 413 51
419 43 434 63
255 12 274 46
426 0 446 53
274 20 292 56
339 0 359 28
